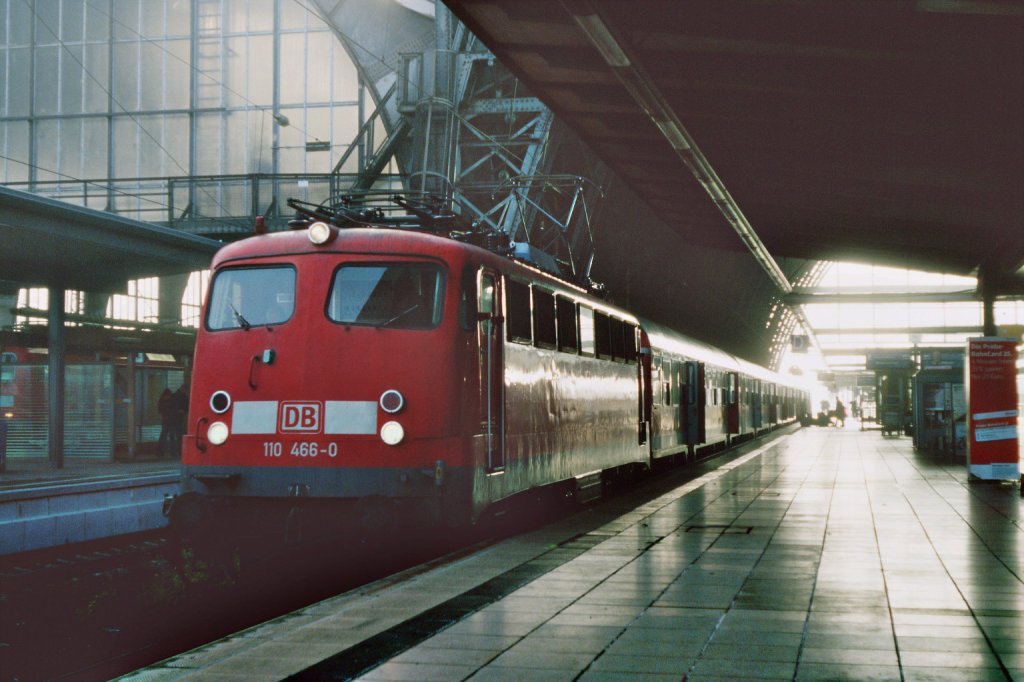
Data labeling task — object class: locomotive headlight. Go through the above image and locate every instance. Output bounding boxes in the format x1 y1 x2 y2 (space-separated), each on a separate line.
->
379 389 404 414
380 420 404 446
207 421 230 445
209 390 232 414
308 221 332 245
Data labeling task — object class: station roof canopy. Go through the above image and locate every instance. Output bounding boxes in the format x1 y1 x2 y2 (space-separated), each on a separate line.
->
443 0 1024 290
0 184 221 293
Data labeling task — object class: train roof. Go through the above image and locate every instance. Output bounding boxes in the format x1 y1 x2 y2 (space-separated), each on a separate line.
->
210 226 477 269
640 318 810 391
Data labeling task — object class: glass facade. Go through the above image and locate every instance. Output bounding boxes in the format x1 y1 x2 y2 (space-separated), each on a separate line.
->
1 0 362 223
1 0 365 326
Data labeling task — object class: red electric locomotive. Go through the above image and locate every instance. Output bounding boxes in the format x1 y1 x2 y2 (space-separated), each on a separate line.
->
166 196 808 531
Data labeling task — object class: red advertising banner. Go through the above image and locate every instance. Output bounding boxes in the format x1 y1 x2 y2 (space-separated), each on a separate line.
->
966 337 1019 480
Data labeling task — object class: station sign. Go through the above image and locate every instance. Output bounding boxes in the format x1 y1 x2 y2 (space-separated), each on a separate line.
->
966 337 1019 480
866 351 914 370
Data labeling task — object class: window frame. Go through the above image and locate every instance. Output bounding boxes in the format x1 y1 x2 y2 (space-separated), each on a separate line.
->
326 260 447 330
205 264 296 332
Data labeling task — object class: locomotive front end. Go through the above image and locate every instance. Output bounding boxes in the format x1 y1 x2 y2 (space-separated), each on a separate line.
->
167 226 471 532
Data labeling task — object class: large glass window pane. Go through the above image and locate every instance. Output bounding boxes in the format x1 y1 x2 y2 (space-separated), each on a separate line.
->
140 0 166 38
306 31 332 101
207 266 296 330
279 33 305 104
6 47 31 116
82 120 110 202
164 39 190 108
59 118 83 178
328 263 446 329
61 0 86 41
247 35 273 103
166 0 191 37
112 0 141 40
60 44 84 115
112 42 140 107
34 45 60 114
84 42 110 113
34 119 59 181
195 112 225 174
7 0 33 46
280 1 308 30
1 121 30 182
225 35 248 107
85 0 111 42
33 1 60 45
140 41 167 110
332 49 360 102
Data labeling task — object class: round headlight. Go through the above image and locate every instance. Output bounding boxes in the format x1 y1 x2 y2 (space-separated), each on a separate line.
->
379 389 404 414
209 390 232 414
207 421 230 445
380 420 404 446
308 221 332 245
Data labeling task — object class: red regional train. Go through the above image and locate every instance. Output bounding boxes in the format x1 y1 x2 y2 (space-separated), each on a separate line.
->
166 197 809 530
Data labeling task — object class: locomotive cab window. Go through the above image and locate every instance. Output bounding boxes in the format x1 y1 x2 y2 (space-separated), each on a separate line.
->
207 265 296 330
328 262 445 329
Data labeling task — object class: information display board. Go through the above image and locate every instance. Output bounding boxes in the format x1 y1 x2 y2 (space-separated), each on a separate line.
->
966 338 1019 480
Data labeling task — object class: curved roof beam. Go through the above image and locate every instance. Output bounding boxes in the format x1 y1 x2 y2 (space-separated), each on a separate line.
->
565 1 793 296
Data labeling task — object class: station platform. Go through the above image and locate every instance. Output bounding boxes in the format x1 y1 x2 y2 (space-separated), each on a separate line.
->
123 425 1022 681
0 456 177 554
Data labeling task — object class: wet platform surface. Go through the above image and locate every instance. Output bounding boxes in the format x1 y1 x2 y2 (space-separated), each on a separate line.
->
126 426 1023 681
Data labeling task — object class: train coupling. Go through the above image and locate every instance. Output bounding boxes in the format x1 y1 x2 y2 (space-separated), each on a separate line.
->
420 459 445 486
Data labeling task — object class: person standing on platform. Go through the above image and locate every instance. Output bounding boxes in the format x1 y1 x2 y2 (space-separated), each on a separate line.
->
835 399 846 428
157 388 174 457
167 383 189 458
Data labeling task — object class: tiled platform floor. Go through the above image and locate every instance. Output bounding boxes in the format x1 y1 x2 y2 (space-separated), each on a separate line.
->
129 425 1023 681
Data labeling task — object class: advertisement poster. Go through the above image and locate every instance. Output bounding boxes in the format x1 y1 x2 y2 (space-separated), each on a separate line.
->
966 338 1019 480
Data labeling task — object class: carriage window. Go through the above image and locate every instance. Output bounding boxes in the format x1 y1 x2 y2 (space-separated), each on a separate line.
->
532 288 556 348
609 318 625 361
328 262 445 328
459 267 477 331
594 311 611 358
556 295 578 353
579 305 595 355
207 265 295 330
506 279 532 343
624 324 638 363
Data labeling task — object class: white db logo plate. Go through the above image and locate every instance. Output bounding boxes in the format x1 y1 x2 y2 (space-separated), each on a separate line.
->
280 402 322 433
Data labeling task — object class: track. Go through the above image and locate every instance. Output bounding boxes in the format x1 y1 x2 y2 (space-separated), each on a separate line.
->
0 434 776 681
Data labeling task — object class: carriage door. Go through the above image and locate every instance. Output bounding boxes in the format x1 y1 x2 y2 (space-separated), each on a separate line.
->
684 361 703 445
752 379 763 430
726 372 740 434
478 270 505 470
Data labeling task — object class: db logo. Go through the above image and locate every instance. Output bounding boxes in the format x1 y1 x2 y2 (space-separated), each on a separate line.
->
280 402 321 433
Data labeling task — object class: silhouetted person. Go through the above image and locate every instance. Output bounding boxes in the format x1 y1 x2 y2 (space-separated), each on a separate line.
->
835 399 846 428
157 388 174 457
167 384 189 458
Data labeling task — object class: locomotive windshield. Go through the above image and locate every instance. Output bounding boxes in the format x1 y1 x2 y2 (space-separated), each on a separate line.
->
206 266 295 330
328 263 445 329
